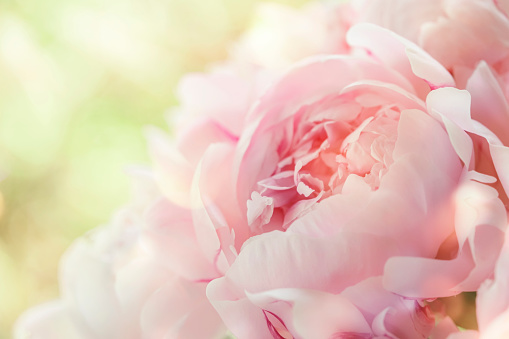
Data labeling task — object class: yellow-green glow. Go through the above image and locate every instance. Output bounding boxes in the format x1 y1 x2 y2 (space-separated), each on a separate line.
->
0 0 309 336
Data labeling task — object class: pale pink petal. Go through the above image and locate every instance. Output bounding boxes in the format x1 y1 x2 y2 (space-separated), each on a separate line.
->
284 290 372 338
143 199 220 281
123 167 160 211
427 88 503 146
420 0 509 70
466 61 509 146
479 308 509 338
206 278 274 339
246 191 274 230
340 80 426 110
141 278 226 339
245 289 298 337
352 0 443 42
249 55 413 127
370 109 461 254
258 170 295 191
426 88 474 130
114 257 173 324
346 23 454 94
14 301 87 339
391 108 462 190
384 181 506 298
221 230 399 295
342 174 372 196
60 238 125 338
281 192 323 229
287 191 369 237
427 87 509 201
371 301 434 339
384 251 474 299
343 277 435 338
496 0 509 16
405 46 456 89
176 71 251 135
176 117 238 167
464 61 509 195
194 142 246 255
145 127 194 207
440 115 474 168
490 142 509 198
428 317 460 339
476 231 509 331
448 330 480 339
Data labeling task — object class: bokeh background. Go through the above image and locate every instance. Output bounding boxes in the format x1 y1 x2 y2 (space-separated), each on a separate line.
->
0 0 309 337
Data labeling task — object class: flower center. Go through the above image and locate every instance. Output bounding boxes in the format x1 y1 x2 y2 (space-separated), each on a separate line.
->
247 95 401 233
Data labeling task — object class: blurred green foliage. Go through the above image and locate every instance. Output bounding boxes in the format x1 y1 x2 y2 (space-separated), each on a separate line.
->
0 0 309 337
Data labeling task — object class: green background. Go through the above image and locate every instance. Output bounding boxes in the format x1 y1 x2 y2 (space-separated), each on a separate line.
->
0 0 309 337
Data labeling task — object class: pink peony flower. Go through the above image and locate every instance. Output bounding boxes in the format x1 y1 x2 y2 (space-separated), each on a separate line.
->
204 24 509 338
15 1 509 338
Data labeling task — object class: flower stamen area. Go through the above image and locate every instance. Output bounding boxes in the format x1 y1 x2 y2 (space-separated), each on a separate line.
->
247 94 402 233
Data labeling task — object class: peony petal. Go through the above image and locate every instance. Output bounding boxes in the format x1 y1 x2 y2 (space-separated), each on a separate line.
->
496 0 509 16
222 230 399 295
440 115 474 169
114 257 173 323
246 191 274 230
384 250 475 299
420 0 509 70
481 315 509 339
289 290 372 338
428 87 509 202
353 0 443 42
347 23 454 94
490 142 509 197
384 180 507 298
476 231 509 330
428 317 460 339
405 46 455 89
145 127 194 207
14 301 87 339
466 61 509 146
344 277 434 338
176 117 238 167
206 278 274 339
176 70 252 136
141 278 225 339
448 330 480 339
143 199 220 281
194 142 247 256
60 237 125 338
426 88 474 131
341 79 426 109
